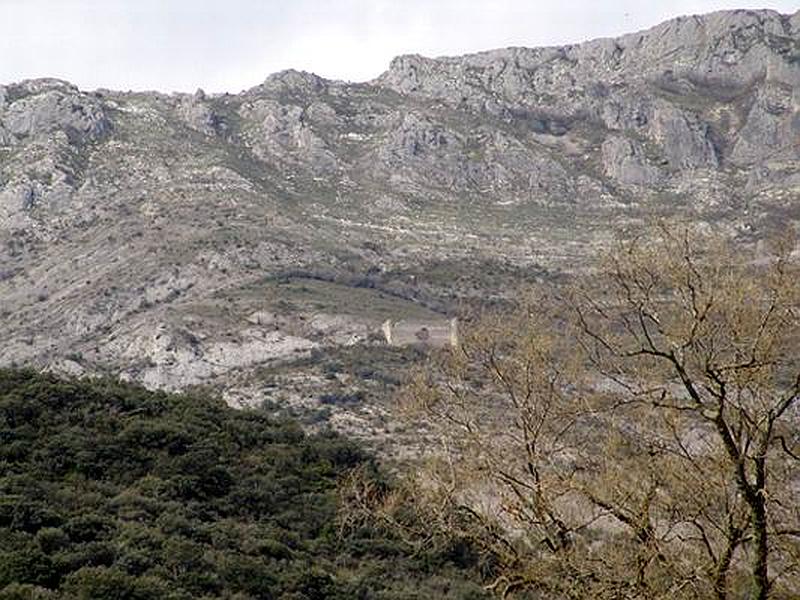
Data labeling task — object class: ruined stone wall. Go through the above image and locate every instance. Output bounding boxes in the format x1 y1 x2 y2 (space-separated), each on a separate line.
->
381 318 458 348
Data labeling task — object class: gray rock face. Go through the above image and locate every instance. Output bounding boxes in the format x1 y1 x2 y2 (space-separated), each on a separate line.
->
377 9 798 172
384 112 458 159
0 182 39 227
176 89 225 136
239 98 338 172
374 112 469 188
1 87 111 143
649 104 718 170
602 137 661 185
0 8 798 397
258 69 327 96
731 85 800 164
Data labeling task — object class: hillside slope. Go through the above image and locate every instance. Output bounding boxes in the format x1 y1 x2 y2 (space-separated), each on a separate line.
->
0 8 798 404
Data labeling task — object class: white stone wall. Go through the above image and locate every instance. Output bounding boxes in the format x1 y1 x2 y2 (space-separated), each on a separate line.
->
381 318 458 348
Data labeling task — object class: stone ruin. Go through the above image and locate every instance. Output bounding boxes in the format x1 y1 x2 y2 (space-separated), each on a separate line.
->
381 318 458 348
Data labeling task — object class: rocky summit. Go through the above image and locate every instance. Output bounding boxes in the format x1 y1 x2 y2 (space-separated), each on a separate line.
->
0 9 798 424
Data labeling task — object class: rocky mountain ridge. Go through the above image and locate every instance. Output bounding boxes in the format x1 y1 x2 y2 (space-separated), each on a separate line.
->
0 9 798 430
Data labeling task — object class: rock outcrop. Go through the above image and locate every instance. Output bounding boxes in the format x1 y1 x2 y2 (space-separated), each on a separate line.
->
0 80 111 144
602 137 661 186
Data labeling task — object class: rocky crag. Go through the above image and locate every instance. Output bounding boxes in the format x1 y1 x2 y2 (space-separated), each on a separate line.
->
0 9 798 429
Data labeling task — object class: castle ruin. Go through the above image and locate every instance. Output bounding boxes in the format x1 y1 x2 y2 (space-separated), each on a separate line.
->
381 317 458 348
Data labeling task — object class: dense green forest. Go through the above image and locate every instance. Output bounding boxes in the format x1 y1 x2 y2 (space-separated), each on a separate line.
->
0 369 488 599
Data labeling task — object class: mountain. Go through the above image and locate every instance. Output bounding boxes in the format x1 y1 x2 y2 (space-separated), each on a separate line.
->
0 9 798 425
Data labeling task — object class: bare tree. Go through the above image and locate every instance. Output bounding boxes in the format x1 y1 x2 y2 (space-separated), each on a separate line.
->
343 224 800 599
574 224 800 599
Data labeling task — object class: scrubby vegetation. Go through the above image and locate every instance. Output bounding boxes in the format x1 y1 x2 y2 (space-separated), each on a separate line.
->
0 369 488 599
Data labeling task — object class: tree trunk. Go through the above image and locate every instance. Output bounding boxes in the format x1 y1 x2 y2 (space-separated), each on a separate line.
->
752 492 769 600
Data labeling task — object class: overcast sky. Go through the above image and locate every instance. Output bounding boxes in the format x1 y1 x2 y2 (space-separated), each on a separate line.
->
0 1 797 93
